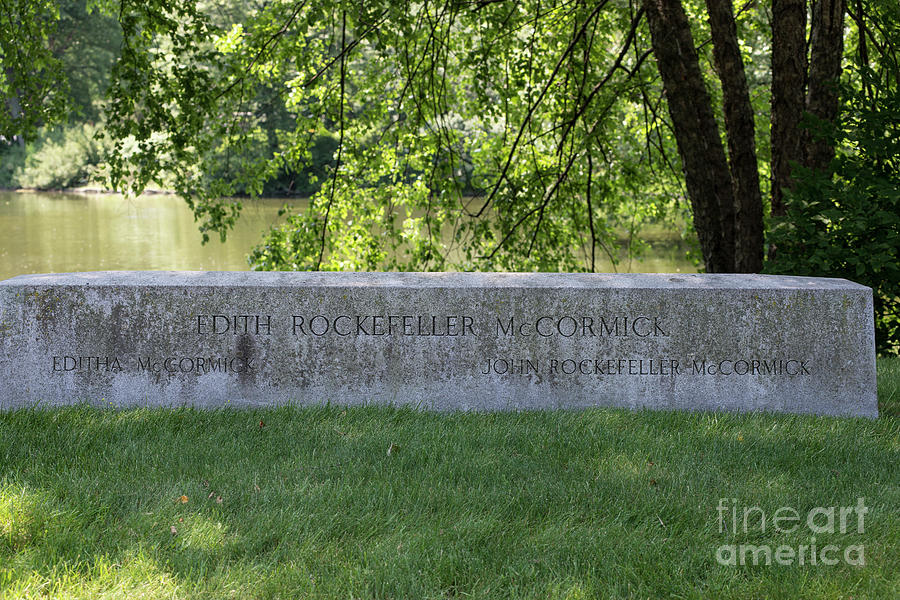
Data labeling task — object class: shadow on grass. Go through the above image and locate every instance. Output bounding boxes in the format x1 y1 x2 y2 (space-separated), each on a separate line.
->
877 355 900 418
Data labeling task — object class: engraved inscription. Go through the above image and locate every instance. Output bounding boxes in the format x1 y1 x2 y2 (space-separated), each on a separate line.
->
196 315 272 335
689 359 810 376
479 358 811 377
137 356 255 374
291 314 476 337
495 315 668 337
49 313 811 380
190 312 670 338
52 356 122 372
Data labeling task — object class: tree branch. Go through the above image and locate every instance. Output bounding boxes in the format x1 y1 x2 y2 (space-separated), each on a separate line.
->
556 7 646 157
303 9 389 88
465 0 610 219
215 0 307 101
315 8 346 270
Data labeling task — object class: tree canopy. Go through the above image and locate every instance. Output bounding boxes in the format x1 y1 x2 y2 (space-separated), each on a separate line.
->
99 0 685 272
1 0 71 139
91 0 885 270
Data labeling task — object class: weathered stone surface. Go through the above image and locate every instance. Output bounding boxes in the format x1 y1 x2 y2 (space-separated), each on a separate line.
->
0 271 877 416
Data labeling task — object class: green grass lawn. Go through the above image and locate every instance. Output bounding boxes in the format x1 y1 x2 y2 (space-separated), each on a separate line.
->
1 358 898 599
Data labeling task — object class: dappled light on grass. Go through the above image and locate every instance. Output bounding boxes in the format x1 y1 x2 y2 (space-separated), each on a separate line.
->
0 484 180 599
0 484 60 555
2 550 179 600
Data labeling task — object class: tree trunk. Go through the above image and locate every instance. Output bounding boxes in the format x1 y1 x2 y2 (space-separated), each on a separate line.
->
3 95 25 146
770 0 807 217
705 0 764 272
804 0 845 172
643 0 736 272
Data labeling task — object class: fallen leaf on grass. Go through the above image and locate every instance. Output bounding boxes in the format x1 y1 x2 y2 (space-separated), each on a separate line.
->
170 526 177 536
216 496 223 504
178 495 188 504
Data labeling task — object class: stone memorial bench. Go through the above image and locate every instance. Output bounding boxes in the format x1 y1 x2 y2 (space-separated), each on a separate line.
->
0 272 877 417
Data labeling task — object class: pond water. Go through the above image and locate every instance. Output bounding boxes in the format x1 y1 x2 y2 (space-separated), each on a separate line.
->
0 191 287 281
0 191 696 280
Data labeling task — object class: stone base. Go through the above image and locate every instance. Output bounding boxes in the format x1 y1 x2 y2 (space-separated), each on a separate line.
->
0 272 878 417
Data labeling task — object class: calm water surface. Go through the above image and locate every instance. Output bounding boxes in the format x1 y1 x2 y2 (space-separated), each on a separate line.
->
0 191 695 280
0 191 287 280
